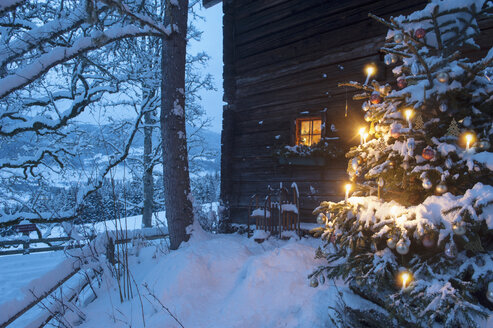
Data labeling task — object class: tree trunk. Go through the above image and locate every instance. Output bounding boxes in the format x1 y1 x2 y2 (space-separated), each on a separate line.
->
161 0 193 250
142 103 154 228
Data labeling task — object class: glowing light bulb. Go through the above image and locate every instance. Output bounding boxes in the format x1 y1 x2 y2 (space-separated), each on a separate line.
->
363 133 369 144
359 127 366 144
364 64 376 85
345 183 352 204
404 109 413 129
399 271 413 289
465 133 474 151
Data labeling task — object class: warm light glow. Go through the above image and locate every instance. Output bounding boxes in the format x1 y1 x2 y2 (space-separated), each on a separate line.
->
404 109 413 121
363 133 369 144
345 183 352 204
391 205 398 217
359 127 366 136
364 64 377 85
399 271 413 289
365 65 376 77
465 133 475 150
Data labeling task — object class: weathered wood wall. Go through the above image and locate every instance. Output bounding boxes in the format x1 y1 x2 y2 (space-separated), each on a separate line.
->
220 0 493 224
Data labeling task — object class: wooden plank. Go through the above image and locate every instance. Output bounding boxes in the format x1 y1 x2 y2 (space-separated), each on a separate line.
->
234 2 427 73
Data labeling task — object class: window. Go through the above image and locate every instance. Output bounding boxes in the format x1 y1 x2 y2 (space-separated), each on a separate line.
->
296 117 322 146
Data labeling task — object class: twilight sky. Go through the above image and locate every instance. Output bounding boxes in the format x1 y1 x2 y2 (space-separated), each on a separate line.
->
189 2 224 133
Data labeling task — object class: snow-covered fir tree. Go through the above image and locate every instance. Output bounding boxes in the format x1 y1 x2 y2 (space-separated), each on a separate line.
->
311 1 493 327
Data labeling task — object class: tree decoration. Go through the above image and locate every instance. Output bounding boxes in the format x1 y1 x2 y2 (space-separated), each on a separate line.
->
311 2 493 327
414 28 426 39
396 239 410 255
437 71 449 83
422 178 432 190
446 119 460 137
478 139 491 150
370 92 382 104
435 183 447 194
397 77 407 89
421 147 435 160
422 234 435 248
414 114 424 130
362 101 370 111
452 221 466 236
310 278 318 288
317 213 326 225
394 33 403 43
444 242 458 259
387 236 397 249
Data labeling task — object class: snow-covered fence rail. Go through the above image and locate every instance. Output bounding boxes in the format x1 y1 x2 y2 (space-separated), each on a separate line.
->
0 237 76 256
0 228 168 327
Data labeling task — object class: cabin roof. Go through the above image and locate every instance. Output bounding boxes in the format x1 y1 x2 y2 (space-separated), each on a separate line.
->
203 0 221 8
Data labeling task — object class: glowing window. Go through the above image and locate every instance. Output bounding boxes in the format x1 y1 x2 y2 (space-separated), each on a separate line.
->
296 117 322 146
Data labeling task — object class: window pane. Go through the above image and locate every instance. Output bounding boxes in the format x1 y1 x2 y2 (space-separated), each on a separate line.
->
312 120 322 134
312 134 321 145
299 136 309 145
300 120 311 135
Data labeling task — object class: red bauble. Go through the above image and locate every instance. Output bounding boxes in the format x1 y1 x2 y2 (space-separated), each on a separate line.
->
415 28 426 39
370 93 382 104
397 78 407 89
390 127 401 138
422 147 435 160
422 234 435 248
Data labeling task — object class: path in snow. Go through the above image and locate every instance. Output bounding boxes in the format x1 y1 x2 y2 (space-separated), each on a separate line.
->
79 224 372 328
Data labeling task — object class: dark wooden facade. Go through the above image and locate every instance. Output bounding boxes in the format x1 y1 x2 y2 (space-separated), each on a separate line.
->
206 0 493 224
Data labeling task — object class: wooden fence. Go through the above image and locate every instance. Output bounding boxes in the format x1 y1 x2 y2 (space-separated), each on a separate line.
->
0 230 168 328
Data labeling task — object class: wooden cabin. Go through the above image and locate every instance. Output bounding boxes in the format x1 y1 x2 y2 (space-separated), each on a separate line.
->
204 0 493 224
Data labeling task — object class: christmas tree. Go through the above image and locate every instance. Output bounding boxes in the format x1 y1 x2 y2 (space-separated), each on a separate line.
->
310 1 493 327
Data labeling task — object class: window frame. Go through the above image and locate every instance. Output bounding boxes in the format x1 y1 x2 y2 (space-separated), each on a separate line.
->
295 116 323 146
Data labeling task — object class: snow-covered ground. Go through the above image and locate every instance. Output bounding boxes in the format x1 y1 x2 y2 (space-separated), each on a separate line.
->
79 224 345 328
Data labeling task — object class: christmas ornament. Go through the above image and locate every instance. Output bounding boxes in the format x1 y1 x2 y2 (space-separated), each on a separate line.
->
364 112 372 122
422 234 435 248
446 119 460 137
414 115 424 130
439 103 448 112
444 242 457 259
487 282 493 303
357 156 363 164
370 93 382 104
387 236 397 249
422 178 433 190
397 78 407 89
422 147 435 160
384 53 398 65
310 278 319 288
478 139 491 150
394 33 403 43
414 28 426 39
351 158 359 170
378 177 384 187
362 101 370 111
390 126 401 138
437 72 449 83
435 183 447 194
396 239 410 255
452 221 466 236
317 213 326 225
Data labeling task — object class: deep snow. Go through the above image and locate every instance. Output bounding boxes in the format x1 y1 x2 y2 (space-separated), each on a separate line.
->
78 225 356 328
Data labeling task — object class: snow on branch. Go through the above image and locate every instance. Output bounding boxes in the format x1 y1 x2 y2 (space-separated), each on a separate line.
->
0 25 162 99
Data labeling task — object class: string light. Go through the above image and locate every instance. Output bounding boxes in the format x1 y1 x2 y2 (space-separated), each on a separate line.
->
399 271 413 290
464 133 475 151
